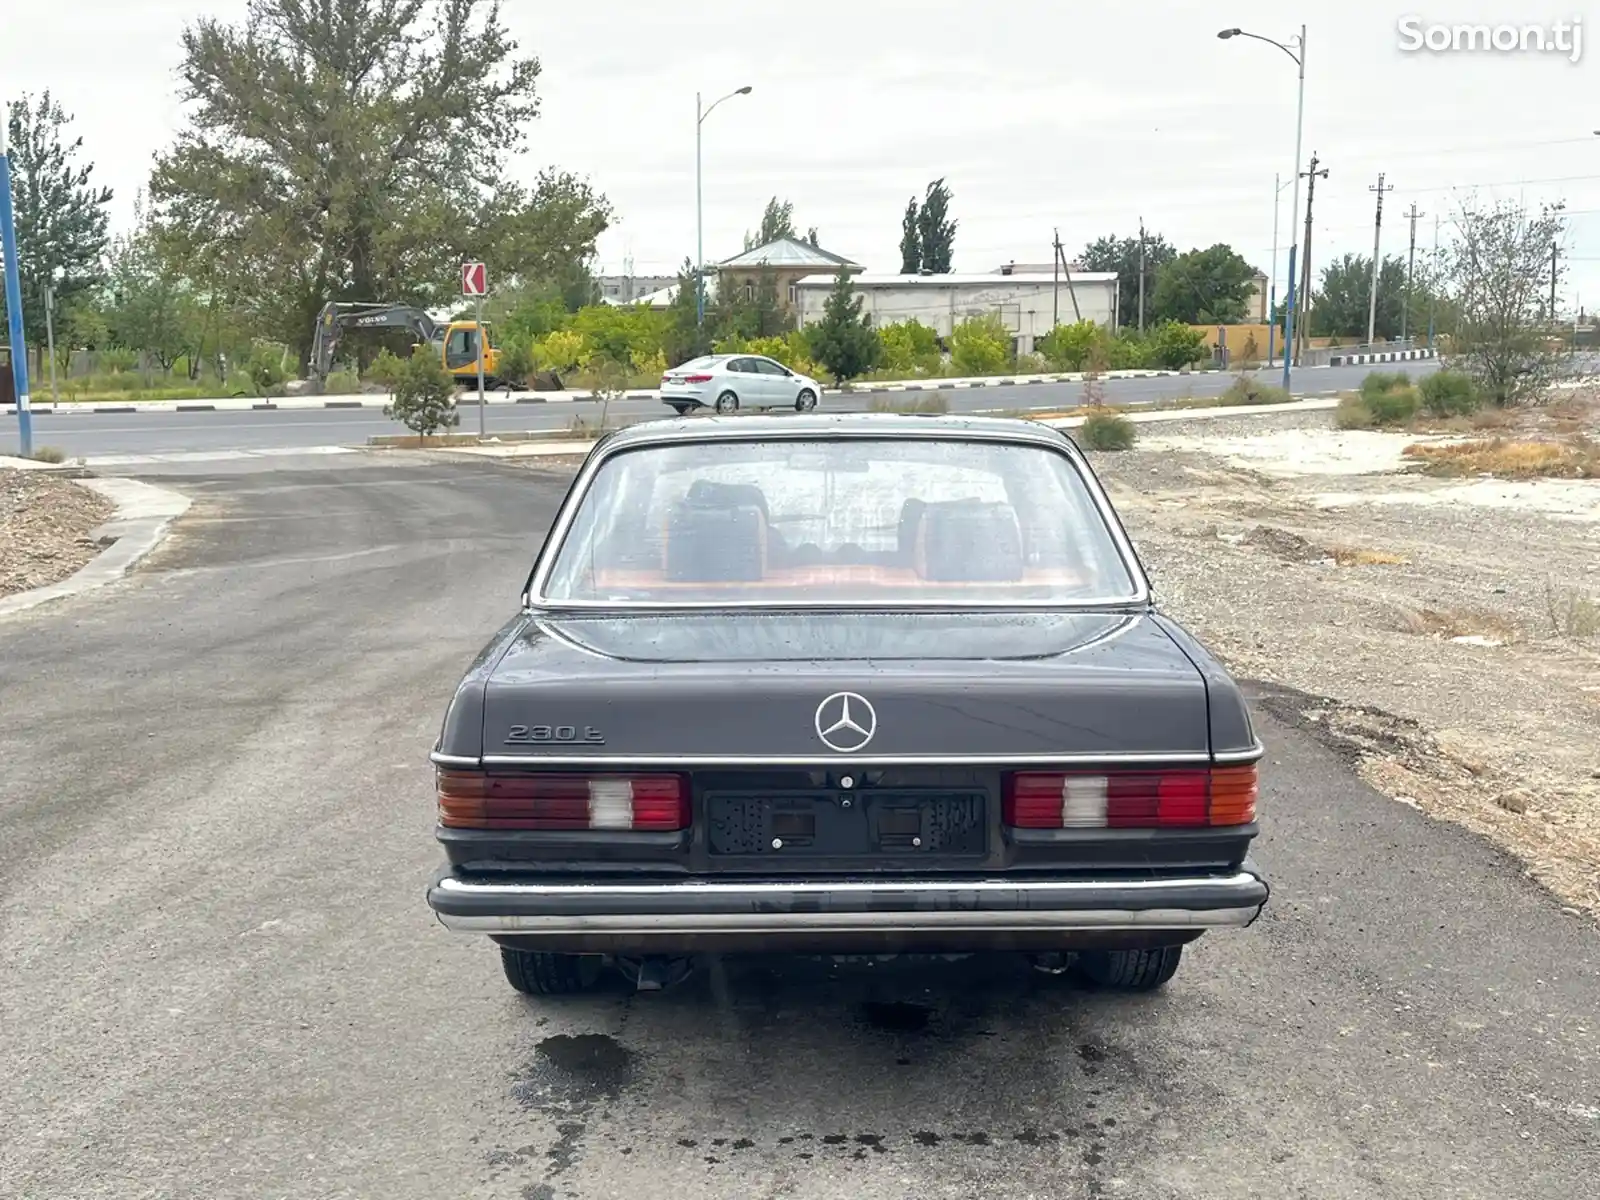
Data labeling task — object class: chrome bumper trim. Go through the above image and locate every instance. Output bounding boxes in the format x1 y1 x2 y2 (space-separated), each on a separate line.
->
428 871 1268 936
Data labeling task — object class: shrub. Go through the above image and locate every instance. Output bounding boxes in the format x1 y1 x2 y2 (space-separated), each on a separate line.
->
1078 410 1136 450
949 313 1013 375
365 347 407 391
1148 322 1209 370
98 347 139 374
245 345 289 397
1366 384 1421 425
29 445 66 463
1418 369 1481 417
1335 396 1376 429
532 329 589 373
1220 374 1291 406
1360 370 1411 402
384 350 459 439
323 368 362 395
877 319 942 375
869 392 951 414
1107 330 1154 370
497 338 535 389
1037 320 1103 371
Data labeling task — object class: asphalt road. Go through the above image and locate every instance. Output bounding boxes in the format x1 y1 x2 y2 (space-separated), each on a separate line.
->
2 451 1595 1200
6 361 1429 460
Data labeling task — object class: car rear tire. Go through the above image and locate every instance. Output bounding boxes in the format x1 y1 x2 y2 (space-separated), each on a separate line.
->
1076 945 1184 991
714 390 740 414
499 947 603 995
795 388 817 412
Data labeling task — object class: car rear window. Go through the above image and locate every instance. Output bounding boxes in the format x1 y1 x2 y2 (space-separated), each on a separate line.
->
672 356 722 371
536 436 1141 607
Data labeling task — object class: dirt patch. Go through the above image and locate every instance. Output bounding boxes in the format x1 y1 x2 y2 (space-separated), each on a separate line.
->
1 469 117 599
1088 420 1600 921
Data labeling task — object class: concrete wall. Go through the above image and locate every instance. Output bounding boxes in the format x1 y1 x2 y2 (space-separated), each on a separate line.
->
794 274 1118 355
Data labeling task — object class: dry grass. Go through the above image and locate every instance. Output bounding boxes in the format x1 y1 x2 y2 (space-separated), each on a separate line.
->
1395 605 1523 645
1544 583 1600 638
1328 545 1410 567
1402 435 1600 478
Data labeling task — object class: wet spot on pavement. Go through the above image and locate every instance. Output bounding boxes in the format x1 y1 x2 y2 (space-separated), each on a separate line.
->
859 1000 933 1032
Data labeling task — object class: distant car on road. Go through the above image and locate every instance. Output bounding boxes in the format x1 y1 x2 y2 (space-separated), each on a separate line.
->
659 354 822 416
425 413 1269 997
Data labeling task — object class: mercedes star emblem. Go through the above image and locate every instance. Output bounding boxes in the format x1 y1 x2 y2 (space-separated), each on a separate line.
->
814 691 877 753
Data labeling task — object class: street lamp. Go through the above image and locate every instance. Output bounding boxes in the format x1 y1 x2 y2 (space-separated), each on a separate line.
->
1220 24 1306 393
696 85 753 327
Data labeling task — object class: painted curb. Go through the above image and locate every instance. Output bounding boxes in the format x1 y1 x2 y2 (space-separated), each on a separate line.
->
416 395 1350 463
1 365 1338 417
0 477 192 619
1326 348 1438 366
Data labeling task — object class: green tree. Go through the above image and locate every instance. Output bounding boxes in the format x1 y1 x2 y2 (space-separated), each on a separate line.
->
915 179 957 273
712 267 791 342
899 198 922 273
0 92 114 354
663 258 712 366
1079 232 1177 329
1307 253 1409 339
385 348 459 439
804 270 880 385
148 0 605 369
106 199 199 373
1441 196 1571 405
1150 244 1258 325
744 197 797 249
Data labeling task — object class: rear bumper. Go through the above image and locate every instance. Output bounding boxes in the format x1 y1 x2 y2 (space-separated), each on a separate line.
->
426 865 1269 953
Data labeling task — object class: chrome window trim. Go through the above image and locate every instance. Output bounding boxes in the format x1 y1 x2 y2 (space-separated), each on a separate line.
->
521 424 1151 612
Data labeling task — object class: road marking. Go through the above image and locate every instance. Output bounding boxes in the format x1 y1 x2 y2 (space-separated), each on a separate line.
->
83 446 361 467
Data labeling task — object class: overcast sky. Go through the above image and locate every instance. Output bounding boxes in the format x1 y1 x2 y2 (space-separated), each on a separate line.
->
6 1 1598 309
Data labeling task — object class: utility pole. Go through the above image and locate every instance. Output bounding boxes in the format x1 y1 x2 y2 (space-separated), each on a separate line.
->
1137 218 1147 333
1366 173 1394 347
1053 228 1061 327
1054 235 1081 322
1427 212 1440 349
1296 153 1328 367
1401 203 1424 344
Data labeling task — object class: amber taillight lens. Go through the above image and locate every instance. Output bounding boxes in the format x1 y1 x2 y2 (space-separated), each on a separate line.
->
436 771 689 831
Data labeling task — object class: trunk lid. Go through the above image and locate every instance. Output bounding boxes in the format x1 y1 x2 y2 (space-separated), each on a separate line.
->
478 611 1209 761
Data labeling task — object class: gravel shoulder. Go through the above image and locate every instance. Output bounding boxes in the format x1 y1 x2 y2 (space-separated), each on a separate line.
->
1087 405 1600 920
1 468 116 599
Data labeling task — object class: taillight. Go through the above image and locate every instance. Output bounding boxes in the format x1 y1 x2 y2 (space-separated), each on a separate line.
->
436 771 689 831
1002 765 1257 829
682 373 713 383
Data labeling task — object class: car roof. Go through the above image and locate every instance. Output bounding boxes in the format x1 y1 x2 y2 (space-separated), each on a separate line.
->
596 411 1084 457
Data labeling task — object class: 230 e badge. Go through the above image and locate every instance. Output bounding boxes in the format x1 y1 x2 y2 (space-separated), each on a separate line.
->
504 724 606 745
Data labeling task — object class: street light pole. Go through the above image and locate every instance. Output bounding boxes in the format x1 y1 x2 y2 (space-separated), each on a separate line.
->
695 85 753 329
0 102 33 457
1220 24 1305 393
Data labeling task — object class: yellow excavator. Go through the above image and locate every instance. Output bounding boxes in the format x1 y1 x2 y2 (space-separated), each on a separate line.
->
309 302 503 389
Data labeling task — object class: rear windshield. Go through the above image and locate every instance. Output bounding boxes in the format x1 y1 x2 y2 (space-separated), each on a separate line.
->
672 356 723 371
536 436 1140 606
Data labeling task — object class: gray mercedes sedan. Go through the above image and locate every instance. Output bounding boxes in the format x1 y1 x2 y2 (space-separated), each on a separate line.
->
426 413 1268 995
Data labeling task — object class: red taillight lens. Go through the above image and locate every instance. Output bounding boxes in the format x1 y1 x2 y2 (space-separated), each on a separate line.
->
1002 765 1257 829
682 373 713 383
436 771 688 831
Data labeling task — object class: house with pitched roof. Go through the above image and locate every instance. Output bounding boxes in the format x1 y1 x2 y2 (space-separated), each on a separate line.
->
714 236 864 315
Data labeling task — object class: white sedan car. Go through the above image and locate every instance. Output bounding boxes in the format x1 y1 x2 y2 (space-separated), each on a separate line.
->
659 354 823 416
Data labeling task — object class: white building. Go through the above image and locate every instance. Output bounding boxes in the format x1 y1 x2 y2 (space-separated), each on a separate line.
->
792 272 1120 355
